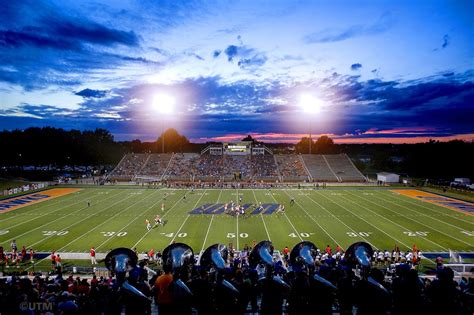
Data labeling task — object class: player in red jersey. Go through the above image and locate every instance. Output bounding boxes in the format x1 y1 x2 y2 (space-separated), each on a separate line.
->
90 247 97 265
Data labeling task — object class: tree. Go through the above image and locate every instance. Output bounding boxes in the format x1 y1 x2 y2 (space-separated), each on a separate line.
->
314 135 336 154
295 137 314 153
156 128 191 153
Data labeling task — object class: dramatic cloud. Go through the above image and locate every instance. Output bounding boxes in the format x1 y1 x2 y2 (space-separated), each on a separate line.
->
442 34 450 49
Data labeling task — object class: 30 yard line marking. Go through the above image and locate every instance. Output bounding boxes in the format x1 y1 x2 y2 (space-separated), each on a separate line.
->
318 191 445 251
170 189 208 244
252 190 271 241
352 191 473 248
304 193 378 250
236 188 240 250
95 190 174 250
281 190 339 245
1 189 125 244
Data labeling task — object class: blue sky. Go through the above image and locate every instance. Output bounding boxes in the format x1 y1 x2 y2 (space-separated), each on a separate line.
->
0 0 473 143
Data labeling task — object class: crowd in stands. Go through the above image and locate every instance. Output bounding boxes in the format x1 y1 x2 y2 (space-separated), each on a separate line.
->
165 153 198 178
251 155 279 178
2 240 472 314
275 155 308 178
223 156 252 179
109 154 148 177
139 154 172 177
194 155 224 178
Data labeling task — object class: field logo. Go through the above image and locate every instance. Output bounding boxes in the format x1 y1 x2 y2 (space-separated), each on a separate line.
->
392 190 474 215
189 203 281 215
0 188 81 213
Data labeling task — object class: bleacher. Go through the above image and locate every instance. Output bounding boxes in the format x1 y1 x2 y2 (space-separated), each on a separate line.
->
275 155 310 181
164 153 199 180
251 155 279 180
108 153 148 180
324 154 366 182
223 155 252 180
137 154 173 177
301 154 339 181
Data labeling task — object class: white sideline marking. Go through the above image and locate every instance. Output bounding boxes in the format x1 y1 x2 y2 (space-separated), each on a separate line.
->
252 190 271 241
303 193 378 250
132 190 184 248
281 190 339 245
25 190 162 269
170 190 208 244
1 189 124 243
352 192 473 248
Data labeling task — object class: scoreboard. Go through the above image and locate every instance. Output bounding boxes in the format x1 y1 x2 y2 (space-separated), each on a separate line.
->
224 141 251 155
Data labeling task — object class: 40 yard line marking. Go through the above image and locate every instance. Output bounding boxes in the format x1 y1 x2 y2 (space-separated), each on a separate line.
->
281 190 339 245
252 189 271 241
198 189 223 259
131 190 184 248
268 191 303 242
304 192 378 250
170 189 208 244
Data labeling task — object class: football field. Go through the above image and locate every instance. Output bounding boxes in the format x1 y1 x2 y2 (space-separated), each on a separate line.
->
0 187 473 256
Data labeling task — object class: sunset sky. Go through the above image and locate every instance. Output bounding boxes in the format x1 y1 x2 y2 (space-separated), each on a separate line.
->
1 0 473 143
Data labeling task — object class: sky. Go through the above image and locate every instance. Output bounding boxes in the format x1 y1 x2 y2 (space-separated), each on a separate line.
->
0 0 473 143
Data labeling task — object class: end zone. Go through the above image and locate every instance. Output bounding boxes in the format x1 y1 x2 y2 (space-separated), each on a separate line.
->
0 188 82 213
391 189 474 215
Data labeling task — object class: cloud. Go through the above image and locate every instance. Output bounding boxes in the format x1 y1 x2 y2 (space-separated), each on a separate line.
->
213 50 221 58
351 63 362 71
442 34 450 49
75 89 108 98
238 54 267 69
224 45 239 61
304 13 393 43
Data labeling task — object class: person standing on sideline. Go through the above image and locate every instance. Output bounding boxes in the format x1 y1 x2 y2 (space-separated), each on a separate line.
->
90 247 97 265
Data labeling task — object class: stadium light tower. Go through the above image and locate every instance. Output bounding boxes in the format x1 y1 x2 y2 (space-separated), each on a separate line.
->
299 94 322 154
152 93 175 153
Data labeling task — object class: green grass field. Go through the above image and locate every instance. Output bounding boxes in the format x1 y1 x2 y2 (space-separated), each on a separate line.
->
1 187 473 259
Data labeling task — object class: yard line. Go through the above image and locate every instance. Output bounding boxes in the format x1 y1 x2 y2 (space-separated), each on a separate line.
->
1 189 124 244
281 190 338 245
252 190 271 241
131 191 185 248
317 191 446 251
26 190 162 268
350 191 473 248
27 190 160 249
95 190 174 250
170 190 208 244
303 193 378 250
384 191 474 226
0 189 95 223
1 189 119 230
236 188 239 250
197 189 223 259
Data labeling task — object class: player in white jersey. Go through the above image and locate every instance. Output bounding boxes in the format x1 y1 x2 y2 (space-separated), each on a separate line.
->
145 219 152 231
161 203 165 212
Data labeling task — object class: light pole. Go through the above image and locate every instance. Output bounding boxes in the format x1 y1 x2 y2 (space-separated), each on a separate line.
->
152 93 175 153
299 94 322 154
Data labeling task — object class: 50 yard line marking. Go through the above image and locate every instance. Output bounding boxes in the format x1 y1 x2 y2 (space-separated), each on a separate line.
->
170 190 208 244
252 189 271 241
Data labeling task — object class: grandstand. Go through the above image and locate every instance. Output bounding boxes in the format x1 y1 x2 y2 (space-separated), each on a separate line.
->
301 154 339 181
108 147 366 183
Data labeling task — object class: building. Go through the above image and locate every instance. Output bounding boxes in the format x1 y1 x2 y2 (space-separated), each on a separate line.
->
377 172 400 183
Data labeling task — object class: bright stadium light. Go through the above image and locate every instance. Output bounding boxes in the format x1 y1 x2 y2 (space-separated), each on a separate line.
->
299 94 322 113
152 93 175 114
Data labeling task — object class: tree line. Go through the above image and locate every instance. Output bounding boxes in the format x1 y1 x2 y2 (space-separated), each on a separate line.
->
0 127 472 180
